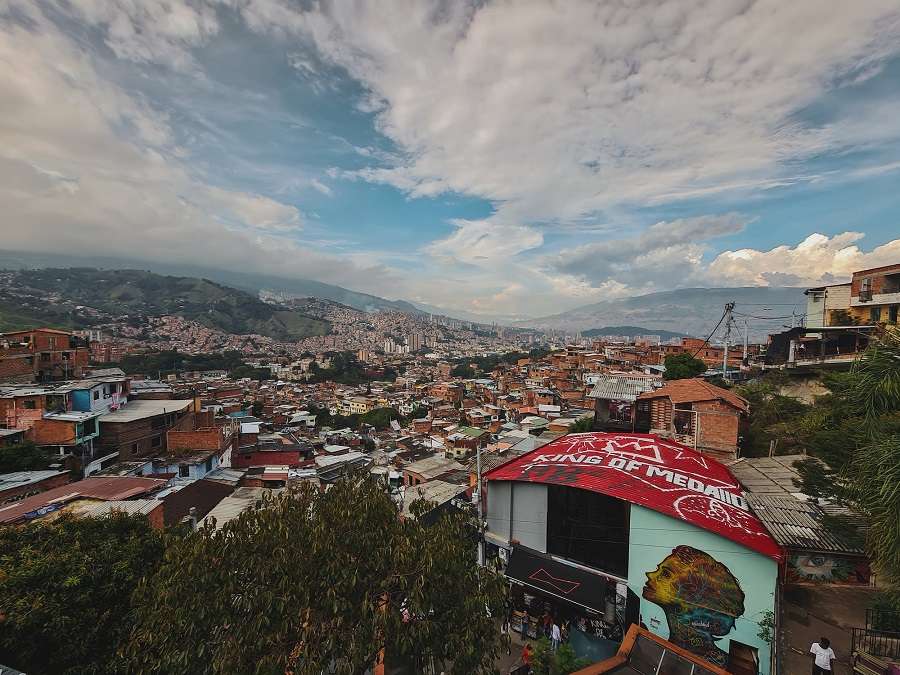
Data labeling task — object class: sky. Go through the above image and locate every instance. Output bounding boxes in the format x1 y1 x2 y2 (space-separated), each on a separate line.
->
2 0 900 320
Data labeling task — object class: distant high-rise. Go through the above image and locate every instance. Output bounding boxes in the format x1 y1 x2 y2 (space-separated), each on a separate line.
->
407 332 423 352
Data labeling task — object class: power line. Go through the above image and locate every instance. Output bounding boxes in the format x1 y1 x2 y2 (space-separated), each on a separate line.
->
690 306 728 358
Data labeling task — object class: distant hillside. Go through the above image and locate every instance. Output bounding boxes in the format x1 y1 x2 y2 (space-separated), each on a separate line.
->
580 326 686 340
0 268 329 341
0 250 423 316
516 287 807 340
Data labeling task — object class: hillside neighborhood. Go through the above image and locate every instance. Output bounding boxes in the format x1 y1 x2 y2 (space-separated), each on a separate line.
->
0 260 898 674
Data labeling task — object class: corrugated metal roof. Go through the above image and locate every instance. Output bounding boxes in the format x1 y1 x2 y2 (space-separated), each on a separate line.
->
0 476 167 523
0 469 68 491
69 499 161 518
588 375 660 402
99 399 193 422
727 455 811 495
746 494 864 554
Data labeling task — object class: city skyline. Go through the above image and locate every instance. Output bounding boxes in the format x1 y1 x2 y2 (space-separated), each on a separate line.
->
3 1 900 320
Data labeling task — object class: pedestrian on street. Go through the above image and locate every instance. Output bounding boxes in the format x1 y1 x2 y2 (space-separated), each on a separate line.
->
551 621 561 651
810 636 836 675
522 642 534 674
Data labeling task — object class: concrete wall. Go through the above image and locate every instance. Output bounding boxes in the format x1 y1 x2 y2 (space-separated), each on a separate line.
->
627 505 777 675
485 480 547 552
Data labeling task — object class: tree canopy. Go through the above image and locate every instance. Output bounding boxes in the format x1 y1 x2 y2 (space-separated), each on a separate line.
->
662 353 708 380
0 442 52 473
124 477 506 674
0 513 167 675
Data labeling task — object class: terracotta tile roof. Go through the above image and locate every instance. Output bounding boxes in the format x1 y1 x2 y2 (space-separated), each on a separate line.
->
637 378 749 412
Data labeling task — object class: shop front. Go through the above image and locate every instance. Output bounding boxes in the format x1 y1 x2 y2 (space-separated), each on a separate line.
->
502 544 635 661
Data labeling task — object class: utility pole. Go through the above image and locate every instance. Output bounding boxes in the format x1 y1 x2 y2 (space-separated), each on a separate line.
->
742 320 749 366
722 302 735 380
476 443 484 566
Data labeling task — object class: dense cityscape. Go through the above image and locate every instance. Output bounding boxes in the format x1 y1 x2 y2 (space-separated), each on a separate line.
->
3 1 900 674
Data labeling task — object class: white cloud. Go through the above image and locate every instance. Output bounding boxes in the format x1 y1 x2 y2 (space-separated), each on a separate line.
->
708 233 900 287
549 214 748 288
425 218 543 264
252 0 900 264
0 4 395 295
310 178 333 197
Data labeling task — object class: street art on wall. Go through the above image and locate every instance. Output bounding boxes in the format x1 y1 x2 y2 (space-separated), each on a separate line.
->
787 553 871 584
642 545 745 667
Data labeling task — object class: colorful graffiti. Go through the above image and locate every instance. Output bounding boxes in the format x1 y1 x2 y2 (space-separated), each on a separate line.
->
787 553 871 585
642 545 745 667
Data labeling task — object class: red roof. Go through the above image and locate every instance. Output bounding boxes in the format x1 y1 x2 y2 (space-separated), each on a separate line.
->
485 432 781 560
0 476 167 524
637 378 749 412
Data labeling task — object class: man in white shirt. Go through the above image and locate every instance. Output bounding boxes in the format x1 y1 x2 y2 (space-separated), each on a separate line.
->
551 622 561 651
810 636 836 674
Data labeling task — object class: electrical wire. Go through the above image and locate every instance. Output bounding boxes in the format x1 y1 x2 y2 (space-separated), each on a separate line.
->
690 308 727 358
733 311 806 321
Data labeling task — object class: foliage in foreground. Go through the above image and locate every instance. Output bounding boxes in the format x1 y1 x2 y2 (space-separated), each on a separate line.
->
0 513 167 675
124 477 506 675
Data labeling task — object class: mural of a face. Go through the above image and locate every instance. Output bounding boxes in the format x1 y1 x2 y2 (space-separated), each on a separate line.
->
643 545 745 667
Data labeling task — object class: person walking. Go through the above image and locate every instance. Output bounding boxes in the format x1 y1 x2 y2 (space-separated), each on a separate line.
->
551 621 562 651
810 637 836 675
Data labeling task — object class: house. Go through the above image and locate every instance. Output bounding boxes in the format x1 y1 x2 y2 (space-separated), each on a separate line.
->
636 379 749 459
0 475 168 525
804 283 852 327
445 425 489 460
97 399 195 466
0 328 90 384
849 263 900 325
0 469 71 503
484 432 781 674
588 374 661 431
402 455 465 487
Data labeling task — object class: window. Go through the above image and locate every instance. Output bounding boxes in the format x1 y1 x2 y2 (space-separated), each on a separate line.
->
179 465 189 477
890 305 898 324
205 457 213 473
547 485 630 577
93 390 100 401
40 352 50 362
22 400 36 409
151 435 162 448
131 443 139 455
870 307 881 323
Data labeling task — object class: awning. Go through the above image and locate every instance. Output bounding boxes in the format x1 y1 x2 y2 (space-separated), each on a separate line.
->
506 546 608 613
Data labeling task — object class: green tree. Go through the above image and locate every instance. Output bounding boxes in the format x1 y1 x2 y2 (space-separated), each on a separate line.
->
662 353 708 380
844 326 900 583
0 513 167 675
124 477 506 674
450 364 475 378
569 417 594 433
529 638 591 675
0 442 51 472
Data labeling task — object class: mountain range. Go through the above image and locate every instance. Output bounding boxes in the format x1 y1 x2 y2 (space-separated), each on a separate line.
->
515 287 808 340
0 267 329 341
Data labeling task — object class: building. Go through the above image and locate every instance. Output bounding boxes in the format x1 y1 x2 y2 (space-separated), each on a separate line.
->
804 283 851 327
0 469 71 503
484 432 782 674
402 455 464 486
849 263 900 325
0 475 167 525
636 379 749 459
97 399 195 466
588 374 661 431
0 328 90 384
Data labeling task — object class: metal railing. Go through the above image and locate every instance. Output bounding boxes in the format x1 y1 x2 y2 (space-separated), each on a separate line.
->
851 627 900 660
867 607 900 633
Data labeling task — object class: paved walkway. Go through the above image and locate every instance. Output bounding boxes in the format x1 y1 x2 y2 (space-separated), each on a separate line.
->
781 584 880 675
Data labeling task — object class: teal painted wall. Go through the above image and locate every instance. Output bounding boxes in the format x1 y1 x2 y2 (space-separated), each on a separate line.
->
627 505 777 674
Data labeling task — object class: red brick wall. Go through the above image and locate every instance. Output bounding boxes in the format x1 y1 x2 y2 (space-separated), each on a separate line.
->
167 427 223 451
695 401 740 453
232 449 302 468
31 419 77 445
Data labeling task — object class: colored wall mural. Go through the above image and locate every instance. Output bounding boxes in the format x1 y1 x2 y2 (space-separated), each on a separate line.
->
787 553 871 585
642 545 745 667
628 504 777 675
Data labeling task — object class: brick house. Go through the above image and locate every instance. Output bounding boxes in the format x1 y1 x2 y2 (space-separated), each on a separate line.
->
636 379 749 459
849 263 900 325
97 399 195 466
0 329 89 384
